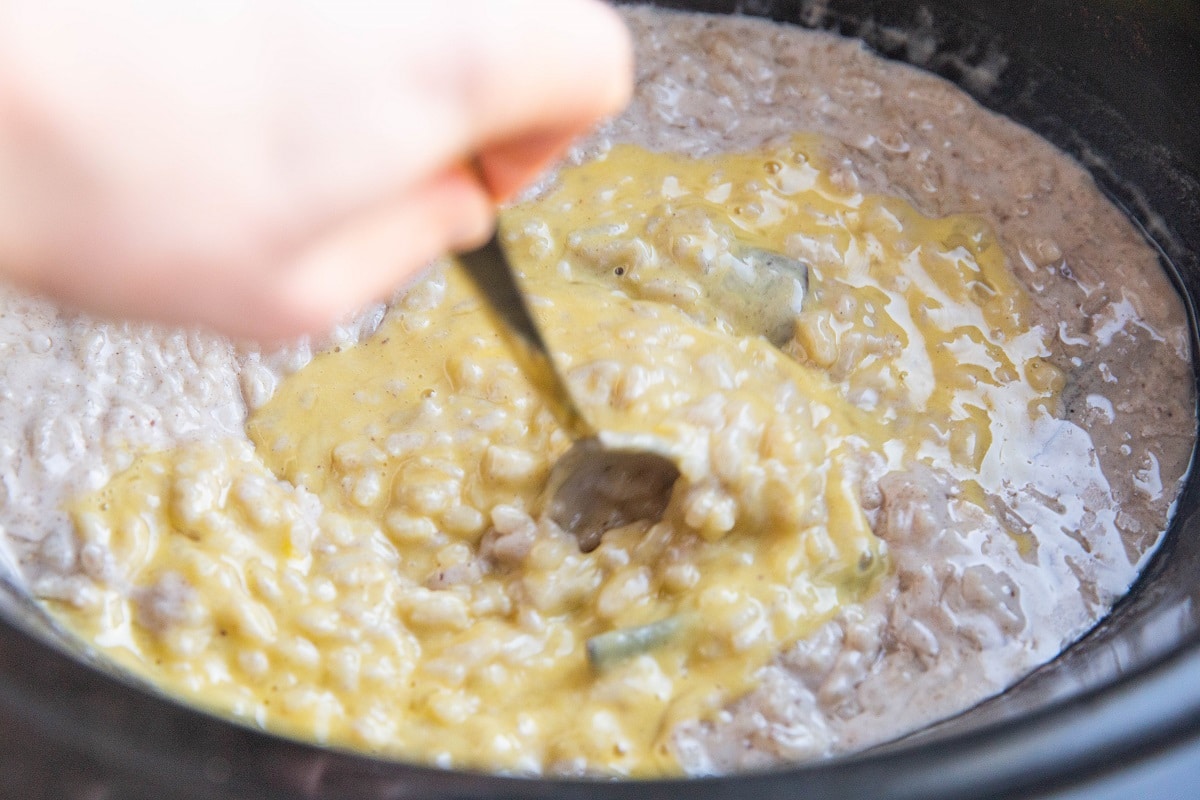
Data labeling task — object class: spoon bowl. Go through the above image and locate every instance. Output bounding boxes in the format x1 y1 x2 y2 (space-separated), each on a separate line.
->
457 231 682 549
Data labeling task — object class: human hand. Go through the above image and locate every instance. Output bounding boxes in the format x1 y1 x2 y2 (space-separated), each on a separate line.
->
0 0 632 340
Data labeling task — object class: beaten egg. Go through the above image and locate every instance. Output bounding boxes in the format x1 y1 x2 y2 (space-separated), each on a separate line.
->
49 136 1062 775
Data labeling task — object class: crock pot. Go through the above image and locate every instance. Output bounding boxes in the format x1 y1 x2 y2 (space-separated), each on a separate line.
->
1 0 1197 797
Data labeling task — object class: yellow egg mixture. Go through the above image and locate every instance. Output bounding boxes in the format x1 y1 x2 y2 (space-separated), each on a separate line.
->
50 137 1061 775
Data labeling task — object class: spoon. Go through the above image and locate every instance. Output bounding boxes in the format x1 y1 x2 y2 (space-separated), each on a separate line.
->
457 231 682 552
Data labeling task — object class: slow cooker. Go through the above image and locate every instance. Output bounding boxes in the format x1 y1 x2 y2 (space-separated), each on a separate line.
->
1 0 1198 797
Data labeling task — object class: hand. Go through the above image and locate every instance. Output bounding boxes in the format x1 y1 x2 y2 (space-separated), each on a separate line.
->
0 0 632 340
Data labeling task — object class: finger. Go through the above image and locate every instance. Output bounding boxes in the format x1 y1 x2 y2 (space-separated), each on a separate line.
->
444 0 634 204
449 0 634 159
259 165 493 341
287 0 633 209
474 127 580 203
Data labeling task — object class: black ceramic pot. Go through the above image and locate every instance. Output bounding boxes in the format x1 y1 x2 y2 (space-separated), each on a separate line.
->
1 1 1197 798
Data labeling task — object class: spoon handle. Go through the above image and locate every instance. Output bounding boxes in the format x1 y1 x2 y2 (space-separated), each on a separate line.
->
457 231 595 440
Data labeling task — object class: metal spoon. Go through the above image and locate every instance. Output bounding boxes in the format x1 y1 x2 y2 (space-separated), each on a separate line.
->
457 231 682 552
